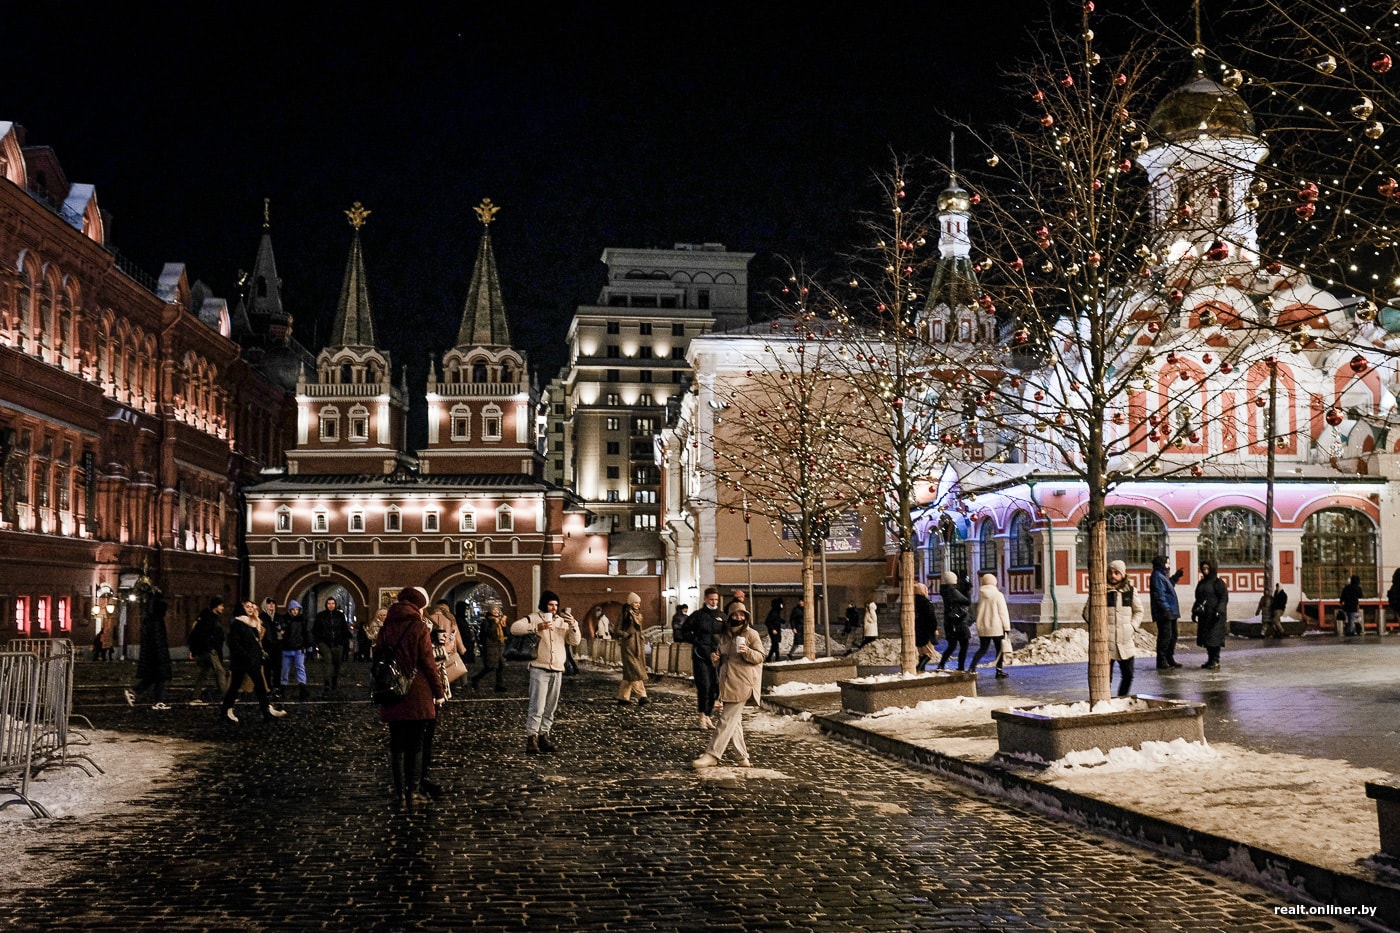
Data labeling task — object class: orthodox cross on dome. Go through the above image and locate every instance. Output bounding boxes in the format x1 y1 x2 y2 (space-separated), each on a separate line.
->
475 198 500 226
345 201 372 230
263 197 271 231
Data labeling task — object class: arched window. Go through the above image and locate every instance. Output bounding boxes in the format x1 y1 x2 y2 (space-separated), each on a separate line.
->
496 504 513 532
1198 507 1266 566
340 363 353 384
1076 506 1166 568
978 520 997 573
450 405 471 441
37 280 52 351
1301 508 1377 599
501 362 514 383
482 404 502 441
472 361 488 384
319 406 341 442
1010 512 1037 569
16 267 32 340
935 514 968 580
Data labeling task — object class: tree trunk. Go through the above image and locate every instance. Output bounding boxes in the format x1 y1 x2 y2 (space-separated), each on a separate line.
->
899 549 917 674
802 546 816 661
1086 499 1111 704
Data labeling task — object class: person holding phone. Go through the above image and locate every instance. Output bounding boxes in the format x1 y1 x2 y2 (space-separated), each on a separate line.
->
512 590 580 754
692 603 764 770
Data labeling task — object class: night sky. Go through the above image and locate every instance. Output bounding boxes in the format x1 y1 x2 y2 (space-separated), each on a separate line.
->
0 2 1192 382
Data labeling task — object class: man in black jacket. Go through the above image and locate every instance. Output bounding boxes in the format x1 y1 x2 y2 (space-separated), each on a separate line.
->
685 587 726 730
279 600 313 702
188 597 229 705
314 596 353 695
1340 575 1365 636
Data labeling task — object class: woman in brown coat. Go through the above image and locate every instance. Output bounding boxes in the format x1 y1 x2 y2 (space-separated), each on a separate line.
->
615 592 649 706
376 586 444 808
691 603 764 769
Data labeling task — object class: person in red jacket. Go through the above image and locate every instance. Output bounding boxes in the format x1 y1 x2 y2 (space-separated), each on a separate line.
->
376 586 444 808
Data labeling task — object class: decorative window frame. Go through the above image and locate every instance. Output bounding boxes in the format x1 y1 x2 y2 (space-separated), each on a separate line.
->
423 509 440 533
495 505 513 532
348 510 366 533
319 406 341 442
313 510 329 533
347 404 370 442
482 404 503 441
276 507 293 532
460 510 477 533
450 404 471 441
385 507 402 533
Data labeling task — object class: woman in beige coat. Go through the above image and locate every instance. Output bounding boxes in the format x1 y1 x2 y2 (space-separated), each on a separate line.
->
615 592 649 706
692 603 764 769
425 600 468 696
968 573 1011 678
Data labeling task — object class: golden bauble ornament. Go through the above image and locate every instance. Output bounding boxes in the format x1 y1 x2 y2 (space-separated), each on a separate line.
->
1366 121 1386 139
1315 54 1337 75
1352 97 1375 120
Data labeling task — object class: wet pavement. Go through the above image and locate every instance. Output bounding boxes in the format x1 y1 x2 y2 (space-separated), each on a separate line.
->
0 656 1373 932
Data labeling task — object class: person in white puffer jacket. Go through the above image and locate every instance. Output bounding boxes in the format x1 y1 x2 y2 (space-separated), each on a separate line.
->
968 573 1011 678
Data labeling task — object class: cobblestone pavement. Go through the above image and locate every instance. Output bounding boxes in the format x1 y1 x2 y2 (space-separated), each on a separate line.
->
0 662 1366 932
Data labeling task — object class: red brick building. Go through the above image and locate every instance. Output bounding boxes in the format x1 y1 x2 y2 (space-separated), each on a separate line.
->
0 121 295 655
245 202 646 631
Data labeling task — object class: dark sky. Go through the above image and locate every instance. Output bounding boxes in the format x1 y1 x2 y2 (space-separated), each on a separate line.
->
0 1 1176 381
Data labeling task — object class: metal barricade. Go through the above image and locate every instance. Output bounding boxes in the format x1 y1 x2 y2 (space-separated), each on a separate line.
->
7 638 101 776
0 651 49 818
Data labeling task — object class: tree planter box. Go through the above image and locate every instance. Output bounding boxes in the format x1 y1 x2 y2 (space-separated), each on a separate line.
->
762 657 857 692
1365 778 1400 858
838 671 977 715
991 695 1206 764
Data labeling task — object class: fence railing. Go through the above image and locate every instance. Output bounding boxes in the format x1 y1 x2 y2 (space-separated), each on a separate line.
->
0 651 47 818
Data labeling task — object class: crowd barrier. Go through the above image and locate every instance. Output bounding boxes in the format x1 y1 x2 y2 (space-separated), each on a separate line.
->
0 651 48 818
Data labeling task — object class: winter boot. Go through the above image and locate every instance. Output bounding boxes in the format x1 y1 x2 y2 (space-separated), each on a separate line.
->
526 734 541 755
538 733 558 753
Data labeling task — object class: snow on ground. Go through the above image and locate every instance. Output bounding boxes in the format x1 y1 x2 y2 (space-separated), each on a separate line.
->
847 694 1385 873
0 730 197 890
766 680 841 696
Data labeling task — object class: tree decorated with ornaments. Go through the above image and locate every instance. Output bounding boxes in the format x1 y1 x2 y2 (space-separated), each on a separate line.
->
698 297 876 660
925 2 1282 703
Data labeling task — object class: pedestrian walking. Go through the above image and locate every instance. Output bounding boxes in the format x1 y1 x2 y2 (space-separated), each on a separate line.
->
786 597 806 659
219 600 286 723
512 590 581 754
124 586 173 709
615 592 649 706
364 607 386 649
685 587 727 728
861 599 880 648
842 602 860 638
763 597 784 662
1263 584 1289 639
1340 574 1365 637
936 570 972 671
1091 560 1142 697
260 597 283 700
188 596 229 705
1149 555 1182 669
967 573 1010 678
279 600 312 701
376 586 443 807
425 600 468 696
1388 569 1400 632
92 623 109 662
691 603 763 770
1192 560 1229 670
670 604 689 644
314 596 352 695
914 582 938 672
471 603 507 693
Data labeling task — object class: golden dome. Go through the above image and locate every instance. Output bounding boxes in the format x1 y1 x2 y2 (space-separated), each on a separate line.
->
1148 77 1257 143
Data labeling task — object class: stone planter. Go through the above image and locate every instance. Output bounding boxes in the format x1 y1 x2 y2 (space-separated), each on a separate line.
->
838 671 977 715
762 657 857 693
991 695 1206 764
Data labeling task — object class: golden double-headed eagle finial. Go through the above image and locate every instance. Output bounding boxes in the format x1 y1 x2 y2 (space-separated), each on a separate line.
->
345 201 371 230
475 198 500 226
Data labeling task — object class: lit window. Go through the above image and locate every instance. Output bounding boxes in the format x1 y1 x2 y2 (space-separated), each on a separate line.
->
313 511 329 533
606 490 620 502
349 511 365 532
606 417 620 431
460 511 477 533
13 596 28 630
496 506 513 532
386 509 402 532
55 596 69 632
638 393 653 406
35 596 49 633
605 393 620 406
423 510 440 533
276 508 292 532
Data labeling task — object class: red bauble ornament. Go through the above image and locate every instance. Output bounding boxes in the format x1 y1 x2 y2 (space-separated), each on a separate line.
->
1254 396 1267 408
1296 182 1319 202
1033 89 1046 102
1179 371 1192 382
1119 158 1133 171
1084 1 1094 11
970 193 981 205
1350 354 1369 373
1189 432 1201 443
1010 257 1024 271
1061 74 1074 88
1381 178 1400 199
1112 412 1125 424
1375 53 1393 74
1166 352 1179 364
1087 252 1101 265
1168 288 1184 304
1191 465 1204 477
1041 115 1055 128
1034 390 1045 401
1114 73 1127 86
1202 353 1212 364
1147 321 1160 333
1326 406 1345 426
1013 329 1030 346
1219 362 1233 374
1206 240 1230 261
1266 260 1283 274
1295 202 1316 219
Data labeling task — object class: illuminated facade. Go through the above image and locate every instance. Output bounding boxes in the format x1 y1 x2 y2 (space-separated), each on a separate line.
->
245 205 649 625
0 121 293 654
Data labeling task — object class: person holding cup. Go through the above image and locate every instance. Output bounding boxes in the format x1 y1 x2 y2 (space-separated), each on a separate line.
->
692 603 764 770
511 590 581 755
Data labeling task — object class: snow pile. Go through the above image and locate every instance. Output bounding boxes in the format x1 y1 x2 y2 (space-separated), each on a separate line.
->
865 694 997 721
844 637 902 665
1005 626 1158 667
1025 697 1152 717
846 670 953 686
766 680 841 696
1044 738 1219 774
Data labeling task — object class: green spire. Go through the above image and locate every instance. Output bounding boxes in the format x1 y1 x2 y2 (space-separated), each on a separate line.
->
330 202 377 348
456 198 512 347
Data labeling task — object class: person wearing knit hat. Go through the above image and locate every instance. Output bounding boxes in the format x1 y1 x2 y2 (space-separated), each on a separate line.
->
968 574 1011 678
936 571 973 671
615 592 649 706
1086 560 1144 695
511 590 580 754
